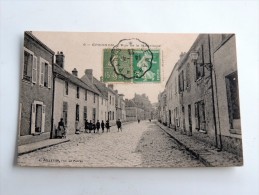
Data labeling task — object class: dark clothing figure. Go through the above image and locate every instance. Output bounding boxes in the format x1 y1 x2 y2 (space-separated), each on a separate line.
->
88 121 93 133
58 118 66 138
84 119 89 133
138 119 140 123
101 120 105 133
96 120 100 133
75 120 80 134
116 119 122 132
93 123 96 133
106 120 110 132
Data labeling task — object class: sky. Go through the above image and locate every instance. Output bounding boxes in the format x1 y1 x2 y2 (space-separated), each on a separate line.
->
32 32 198 103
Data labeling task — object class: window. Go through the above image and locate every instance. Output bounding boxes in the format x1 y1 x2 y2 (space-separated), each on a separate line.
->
186 63 191 89
178 70 184 93
39 57 51 88
85 90 87 101
76 104 79 121
76 86 80 99
65 81 69 95
83 106 87 120
63 102 68 125
23 48 37 83
195 45 205 80
110 95 111 104
226 72 240 130
194 100 206 131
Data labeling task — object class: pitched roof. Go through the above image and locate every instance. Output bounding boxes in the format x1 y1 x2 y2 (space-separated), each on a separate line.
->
125 99 137 107
53 64 99 94
93 77 108 99
81 75 101 95
25 31 55 55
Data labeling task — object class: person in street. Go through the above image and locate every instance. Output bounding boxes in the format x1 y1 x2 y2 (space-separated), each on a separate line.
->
92 121 96 133
138 119 140 123
106 120 110 132
84 119 89 133
116 119 122 132
101 120 105 133
58 118 66 138
88 120 93 133
75 120 80 134
96 120 100 133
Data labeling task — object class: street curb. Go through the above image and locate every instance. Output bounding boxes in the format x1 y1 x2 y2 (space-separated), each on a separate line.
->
155 122 213 167
18 139 70 156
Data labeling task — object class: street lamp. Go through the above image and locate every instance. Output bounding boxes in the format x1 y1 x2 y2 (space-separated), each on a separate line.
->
189 35 222 151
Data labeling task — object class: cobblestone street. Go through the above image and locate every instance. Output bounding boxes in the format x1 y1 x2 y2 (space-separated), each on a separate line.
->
17 121 204 167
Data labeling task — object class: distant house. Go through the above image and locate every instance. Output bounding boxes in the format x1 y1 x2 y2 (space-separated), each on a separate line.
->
53 54 100 134
125 99 144 121
115 91 126 122
107 84 117 125
82 70 108 123
19 31 55 145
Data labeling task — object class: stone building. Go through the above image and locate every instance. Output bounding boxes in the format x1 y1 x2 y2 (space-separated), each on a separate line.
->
132 93 152 120
165 56 181 130
125 99 144 121
107 84 117 125
210 34 242 155
115 91 126 122
19 32 55 145
81 69 107 123
163 34 242 155
53 56 100 134
157 91 167 125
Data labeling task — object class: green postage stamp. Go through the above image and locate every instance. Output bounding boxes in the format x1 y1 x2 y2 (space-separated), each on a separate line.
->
103 48 161 83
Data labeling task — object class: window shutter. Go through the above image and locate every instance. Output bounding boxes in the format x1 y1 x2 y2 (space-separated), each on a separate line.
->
48 64 51 88
41 105 46 132
32 56 37 83
40 61 44 86
31 103 36 134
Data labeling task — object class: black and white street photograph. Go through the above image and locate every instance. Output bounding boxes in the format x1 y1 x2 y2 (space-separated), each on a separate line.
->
17 32 243 167
1 1 259 195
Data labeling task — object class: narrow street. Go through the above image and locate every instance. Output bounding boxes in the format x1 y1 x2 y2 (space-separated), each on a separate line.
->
17 121 204 167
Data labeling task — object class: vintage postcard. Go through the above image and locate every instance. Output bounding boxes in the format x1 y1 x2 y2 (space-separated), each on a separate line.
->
17 32 243 167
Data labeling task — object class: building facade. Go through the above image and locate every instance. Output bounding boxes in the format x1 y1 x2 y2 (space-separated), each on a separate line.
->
125 99 144 121
211 34 242 155
19 31 55 145
163 34 242 156
53 57 100 134
107 84 117 125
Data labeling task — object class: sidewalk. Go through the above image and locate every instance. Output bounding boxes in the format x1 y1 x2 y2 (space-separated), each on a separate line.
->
155 121 243 167
18 138 70 156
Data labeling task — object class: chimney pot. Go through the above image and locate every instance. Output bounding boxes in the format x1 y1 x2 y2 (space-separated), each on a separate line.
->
55 51 65 68
72 68 78 77
108 84 114 89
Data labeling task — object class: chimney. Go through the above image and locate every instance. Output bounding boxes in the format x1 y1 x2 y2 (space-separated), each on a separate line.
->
108 84 114 89
179 52 186 59
55 51 65 68
85 69 93 83
72 68 78 77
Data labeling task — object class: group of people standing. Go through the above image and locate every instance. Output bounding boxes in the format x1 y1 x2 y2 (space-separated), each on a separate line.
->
84 119 122 133
57 118 123 138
